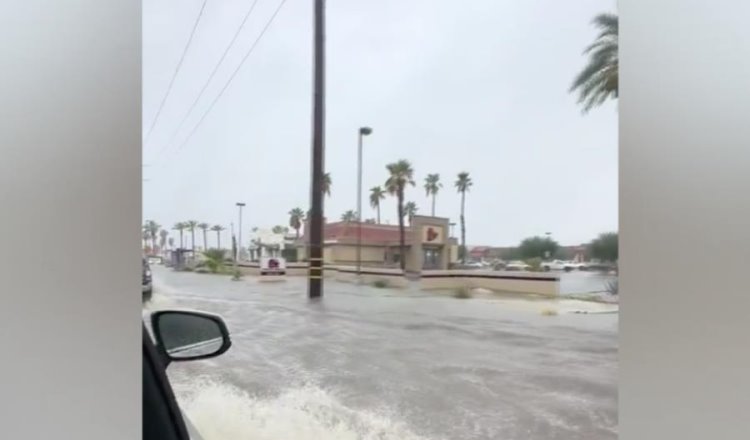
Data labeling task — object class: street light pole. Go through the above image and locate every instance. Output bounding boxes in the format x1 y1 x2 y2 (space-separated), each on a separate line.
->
308 0 326 299
356 126 373 280
236 202 246 262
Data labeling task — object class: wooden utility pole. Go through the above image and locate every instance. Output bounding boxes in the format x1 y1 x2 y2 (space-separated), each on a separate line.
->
308 0 326 299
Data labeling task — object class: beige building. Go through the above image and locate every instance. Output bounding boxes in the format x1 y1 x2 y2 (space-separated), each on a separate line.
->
299 215 459 272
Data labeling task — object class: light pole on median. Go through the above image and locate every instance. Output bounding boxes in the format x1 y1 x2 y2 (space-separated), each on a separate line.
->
356 126 373 280
236 202 246 262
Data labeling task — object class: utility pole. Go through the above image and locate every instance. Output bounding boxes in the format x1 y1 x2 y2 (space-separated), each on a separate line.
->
308 0 326 299
356 126 372 280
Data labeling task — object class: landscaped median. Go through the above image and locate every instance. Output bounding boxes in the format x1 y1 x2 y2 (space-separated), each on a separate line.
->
420 269 560 296
232 263 562 296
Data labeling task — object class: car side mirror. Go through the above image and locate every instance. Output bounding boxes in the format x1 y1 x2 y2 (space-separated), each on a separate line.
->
150 310 232 362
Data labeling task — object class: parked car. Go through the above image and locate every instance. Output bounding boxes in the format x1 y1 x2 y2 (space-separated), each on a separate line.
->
541 259 566 271
143 309 233 440
504 261 531 271
142 257 153 296
541 260 583 272
566 261 588 271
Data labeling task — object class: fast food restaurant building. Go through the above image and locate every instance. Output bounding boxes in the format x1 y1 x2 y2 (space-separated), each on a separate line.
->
299 215 459 272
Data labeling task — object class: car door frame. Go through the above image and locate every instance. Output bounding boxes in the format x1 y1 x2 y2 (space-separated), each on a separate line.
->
143 323 192 440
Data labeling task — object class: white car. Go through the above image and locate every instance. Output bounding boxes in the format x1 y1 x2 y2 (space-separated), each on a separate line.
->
505 261 531 271
260 257 286 275
541 260 567 271
541 260 583 272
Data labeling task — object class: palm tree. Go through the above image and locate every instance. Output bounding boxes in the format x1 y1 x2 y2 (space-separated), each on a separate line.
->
369 186 386 224
172 222 186 248
198 222 209 251
322 172 332 197
185 220 199 250
168 237 175 250
455 172 473 264
385 160 415 271
288 208 305 239
570 13 618 113
404 201 418 224
159 229 168 252
424 174 442 216
210 225 225 249
142 230 150 252
341 210 357 222
143 220 160 251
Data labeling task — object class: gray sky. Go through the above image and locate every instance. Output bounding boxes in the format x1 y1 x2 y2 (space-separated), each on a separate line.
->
142 0 617 248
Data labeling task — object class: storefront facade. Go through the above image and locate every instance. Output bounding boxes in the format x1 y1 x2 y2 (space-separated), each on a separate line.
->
298 215 458 272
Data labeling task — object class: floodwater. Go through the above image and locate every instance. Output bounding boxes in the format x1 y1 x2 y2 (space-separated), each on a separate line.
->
145 267 617 440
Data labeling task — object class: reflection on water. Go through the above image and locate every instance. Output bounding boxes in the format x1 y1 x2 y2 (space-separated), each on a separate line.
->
559 271 618 295
148 268 618 440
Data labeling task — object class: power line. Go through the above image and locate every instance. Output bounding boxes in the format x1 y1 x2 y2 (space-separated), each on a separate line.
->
158 0 263 157
144 0 209 146
173 0 289 154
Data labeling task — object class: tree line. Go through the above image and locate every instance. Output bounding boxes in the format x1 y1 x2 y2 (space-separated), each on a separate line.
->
495 232 618 264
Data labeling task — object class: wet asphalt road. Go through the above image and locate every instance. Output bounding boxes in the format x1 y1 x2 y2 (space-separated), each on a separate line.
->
145 267 617 440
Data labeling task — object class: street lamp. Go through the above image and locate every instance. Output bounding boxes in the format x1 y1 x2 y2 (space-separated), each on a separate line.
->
236 202 246 262
357 126 373 279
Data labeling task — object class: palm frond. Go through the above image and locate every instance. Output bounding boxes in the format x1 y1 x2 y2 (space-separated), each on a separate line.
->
570 12 618 113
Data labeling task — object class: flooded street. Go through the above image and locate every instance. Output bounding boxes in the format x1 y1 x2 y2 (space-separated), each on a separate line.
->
146 267 617 440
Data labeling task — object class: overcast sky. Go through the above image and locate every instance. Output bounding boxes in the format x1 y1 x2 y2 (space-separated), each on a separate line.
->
142 0 617 247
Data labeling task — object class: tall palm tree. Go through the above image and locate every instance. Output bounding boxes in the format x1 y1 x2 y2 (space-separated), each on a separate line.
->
424 174 442 216
404 201 418 225
570 13 618 113
144 220 160 251
341 210 357 222
288 208 305 239
185 220 199 250
198 222 209 251
159 229 168 251
369 186 386 224
172 222 186 249
385 160 415 271
455 172 473 264
210 225 225 249
322 172 332 197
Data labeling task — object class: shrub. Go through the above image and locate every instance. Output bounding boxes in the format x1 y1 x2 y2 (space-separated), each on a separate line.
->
526 257 543 272
453 286 472 299
605 278 619 295
541 308 558 316
373 279 388 288
202 249 226 274
205 259 220 273
231 269 242 281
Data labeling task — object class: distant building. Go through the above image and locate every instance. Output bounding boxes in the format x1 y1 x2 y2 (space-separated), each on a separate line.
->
246 228 292 261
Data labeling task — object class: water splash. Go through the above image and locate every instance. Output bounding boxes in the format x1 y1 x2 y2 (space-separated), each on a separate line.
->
173 377 435 440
